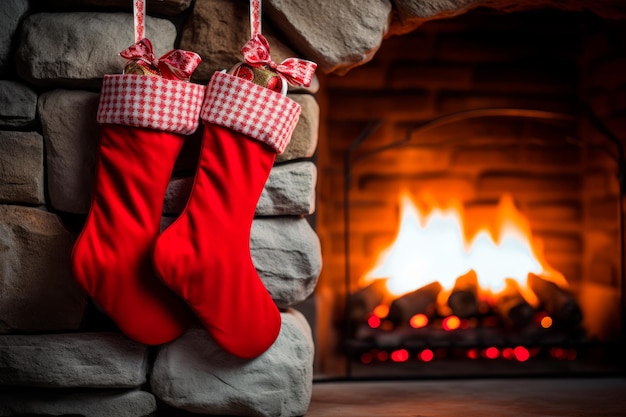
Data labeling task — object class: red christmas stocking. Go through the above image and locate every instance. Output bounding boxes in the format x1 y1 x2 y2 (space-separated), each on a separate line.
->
71 40 205 345
151 68 303 358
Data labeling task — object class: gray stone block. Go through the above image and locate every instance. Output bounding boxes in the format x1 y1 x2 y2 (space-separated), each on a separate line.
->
0 80 37 128
278 94 319 163
179 0 298 83
42 0 192 15
0 389 156 417
0 333 148 388
0 332 149 388
265 0 392 74
151 309 314 417
38 89 101 213
252 217 321 308
16 12 176 87
0 0 29 76
164 161 317 216
0 131 44 204
258 162 316 215
0 205 86 332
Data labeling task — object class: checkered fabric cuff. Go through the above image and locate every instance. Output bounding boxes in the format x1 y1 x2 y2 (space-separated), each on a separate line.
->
97 75 206 135
200 71 301 154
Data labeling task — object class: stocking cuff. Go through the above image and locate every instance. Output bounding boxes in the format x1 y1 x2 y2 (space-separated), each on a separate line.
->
97 75 206 135
200 71 301 154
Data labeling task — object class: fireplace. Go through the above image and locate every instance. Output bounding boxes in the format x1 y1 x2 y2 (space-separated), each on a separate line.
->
314 8 626 379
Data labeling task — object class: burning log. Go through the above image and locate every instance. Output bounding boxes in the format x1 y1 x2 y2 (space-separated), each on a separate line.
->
495 278 535 328
527 273 583 328
387 281 442 325
447 270 479 318
348 279 387 322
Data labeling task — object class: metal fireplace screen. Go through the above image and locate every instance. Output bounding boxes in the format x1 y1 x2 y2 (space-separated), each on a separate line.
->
341 108 626 379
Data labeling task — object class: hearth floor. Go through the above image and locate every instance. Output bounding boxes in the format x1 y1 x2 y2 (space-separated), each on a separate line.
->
306 377 626 416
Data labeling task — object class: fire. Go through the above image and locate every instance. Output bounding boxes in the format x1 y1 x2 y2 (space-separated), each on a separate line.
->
362 191 568 307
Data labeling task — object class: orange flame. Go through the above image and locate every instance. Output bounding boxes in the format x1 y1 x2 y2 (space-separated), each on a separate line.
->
362 191 568 307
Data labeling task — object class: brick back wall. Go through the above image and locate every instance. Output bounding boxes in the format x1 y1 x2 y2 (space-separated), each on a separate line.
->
316 9 624 316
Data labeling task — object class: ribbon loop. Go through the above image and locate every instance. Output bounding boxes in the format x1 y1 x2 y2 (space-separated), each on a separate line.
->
120 39 201 81
241 34 316 87
120 38 157 67
158 49 202 81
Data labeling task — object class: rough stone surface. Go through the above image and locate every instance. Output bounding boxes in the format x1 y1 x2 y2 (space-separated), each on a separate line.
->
16 13 176 87
163 176 193 215
252 217 321 308
151 309 314 417
39 89 101 213
389 0 626 35
0 332 148 388
278 94 320 162
37 0 192 15
180 0 298 82
0 0 29 76
258 162 317 215
265 0 392 74
0 131 45 204
0 389 156 417
0 205 86 332
0 80 37 128
164 161 317 216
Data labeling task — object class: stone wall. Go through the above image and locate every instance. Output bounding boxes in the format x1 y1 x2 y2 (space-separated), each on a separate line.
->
0 0 329 415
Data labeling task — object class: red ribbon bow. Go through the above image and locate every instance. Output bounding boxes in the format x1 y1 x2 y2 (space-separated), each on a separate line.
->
120 38 201 81
241 34 317 87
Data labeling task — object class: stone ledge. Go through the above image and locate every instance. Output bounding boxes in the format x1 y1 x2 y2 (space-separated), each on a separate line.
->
0 332 148 388
0 388 156 417
151 309 313 417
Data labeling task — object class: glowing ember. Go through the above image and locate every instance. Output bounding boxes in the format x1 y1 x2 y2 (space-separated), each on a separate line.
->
502 347 515 360
367 314 381 329
418 349 434 362
483 347 500 359
409 313 429 328
513 346 530 362
362 191 569 307
373 304 390 318
442 315 461 331
391 349 410 362
540 316 553 329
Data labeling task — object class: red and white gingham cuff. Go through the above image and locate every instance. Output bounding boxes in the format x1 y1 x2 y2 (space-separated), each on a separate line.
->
97 75 206 135
200 71 301 154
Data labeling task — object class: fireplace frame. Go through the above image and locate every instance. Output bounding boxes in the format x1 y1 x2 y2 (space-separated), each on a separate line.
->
340 107 626 379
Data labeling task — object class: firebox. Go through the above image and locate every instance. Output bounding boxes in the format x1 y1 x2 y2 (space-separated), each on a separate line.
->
315 8 626 380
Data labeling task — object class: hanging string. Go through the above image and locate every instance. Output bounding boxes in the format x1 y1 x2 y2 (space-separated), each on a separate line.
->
134 0 146 42
241 0 316 87
250 0 261 39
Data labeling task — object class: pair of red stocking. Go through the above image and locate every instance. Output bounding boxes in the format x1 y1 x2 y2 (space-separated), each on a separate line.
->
72 42 301 358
